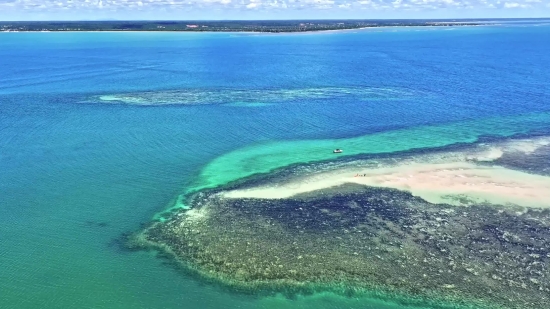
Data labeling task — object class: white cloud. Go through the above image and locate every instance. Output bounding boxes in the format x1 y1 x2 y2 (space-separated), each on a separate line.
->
0 0 548 18
245 0 260 8
503 1 529 7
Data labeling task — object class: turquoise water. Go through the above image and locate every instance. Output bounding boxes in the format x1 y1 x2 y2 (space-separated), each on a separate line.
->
1 23 550 309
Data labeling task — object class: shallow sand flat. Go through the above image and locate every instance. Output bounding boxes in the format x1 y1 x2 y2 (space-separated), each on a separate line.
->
223 161 550 208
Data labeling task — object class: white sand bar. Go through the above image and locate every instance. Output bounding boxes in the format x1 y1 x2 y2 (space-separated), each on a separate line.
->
223 161 550 208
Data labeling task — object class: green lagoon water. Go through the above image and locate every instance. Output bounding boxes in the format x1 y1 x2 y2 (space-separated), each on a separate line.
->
189 111 550 195
1 23 550 309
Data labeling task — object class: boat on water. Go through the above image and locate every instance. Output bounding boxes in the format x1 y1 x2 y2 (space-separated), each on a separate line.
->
333 149 343 153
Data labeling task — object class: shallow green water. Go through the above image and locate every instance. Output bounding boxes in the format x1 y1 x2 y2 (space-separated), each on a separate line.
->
183 111 550 198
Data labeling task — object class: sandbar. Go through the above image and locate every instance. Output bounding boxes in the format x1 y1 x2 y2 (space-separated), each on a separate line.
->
224 137 550 208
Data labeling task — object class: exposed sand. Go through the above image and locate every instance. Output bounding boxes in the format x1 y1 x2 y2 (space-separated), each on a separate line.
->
223 137 550 208
223 162 550 208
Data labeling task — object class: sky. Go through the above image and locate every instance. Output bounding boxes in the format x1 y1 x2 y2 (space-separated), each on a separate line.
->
0 0 549 20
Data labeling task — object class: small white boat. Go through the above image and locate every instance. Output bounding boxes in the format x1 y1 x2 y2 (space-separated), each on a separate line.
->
333 149 343 153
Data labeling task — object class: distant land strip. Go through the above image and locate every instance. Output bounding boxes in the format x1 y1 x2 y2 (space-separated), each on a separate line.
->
0 19 490 32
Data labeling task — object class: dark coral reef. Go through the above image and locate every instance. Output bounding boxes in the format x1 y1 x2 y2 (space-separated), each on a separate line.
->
135 184 550 309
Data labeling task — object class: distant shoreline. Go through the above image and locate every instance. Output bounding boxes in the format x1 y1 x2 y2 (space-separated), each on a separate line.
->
0 24 487 34
0 20 489 33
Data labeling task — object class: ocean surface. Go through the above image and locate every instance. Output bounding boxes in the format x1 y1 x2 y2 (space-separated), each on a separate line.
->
1 21 550 309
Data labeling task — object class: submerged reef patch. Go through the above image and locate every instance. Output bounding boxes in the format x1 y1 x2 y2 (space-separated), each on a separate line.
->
91 86 416 106
134 135 550 309
136 185 550 309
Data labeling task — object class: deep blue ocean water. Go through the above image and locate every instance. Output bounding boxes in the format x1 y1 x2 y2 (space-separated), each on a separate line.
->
1 23 550 309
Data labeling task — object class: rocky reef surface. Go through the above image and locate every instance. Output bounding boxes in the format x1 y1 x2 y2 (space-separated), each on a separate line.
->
132 135 550 308
133 182 550 309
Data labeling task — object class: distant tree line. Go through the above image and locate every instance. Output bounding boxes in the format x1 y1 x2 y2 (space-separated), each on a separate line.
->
0 20 487 33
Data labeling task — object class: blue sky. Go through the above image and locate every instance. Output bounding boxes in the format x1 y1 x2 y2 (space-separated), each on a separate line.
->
0 0 548 20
